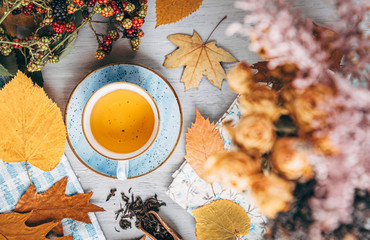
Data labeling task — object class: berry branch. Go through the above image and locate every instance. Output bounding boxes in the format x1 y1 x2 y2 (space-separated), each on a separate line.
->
40 12 93 64
0 1 21 25
0 0 148 73
88 21 102 44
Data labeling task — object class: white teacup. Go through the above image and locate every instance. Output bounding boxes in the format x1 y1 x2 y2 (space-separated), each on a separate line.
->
82 82 160 161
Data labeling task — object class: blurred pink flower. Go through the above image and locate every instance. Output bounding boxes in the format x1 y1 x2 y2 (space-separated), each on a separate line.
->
229 0 370 237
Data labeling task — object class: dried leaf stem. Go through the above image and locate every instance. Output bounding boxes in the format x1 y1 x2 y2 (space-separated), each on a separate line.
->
205 16 227 44
0 231 8 240
211 184 216 197
25 160 32 185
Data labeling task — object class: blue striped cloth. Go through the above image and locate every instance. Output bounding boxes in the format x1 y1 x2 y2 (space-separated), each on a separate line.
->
0 154 106 240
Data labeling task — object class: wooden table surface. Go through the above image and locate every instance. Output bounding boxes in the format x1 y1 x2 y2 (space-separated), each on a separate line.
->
41 0 334 239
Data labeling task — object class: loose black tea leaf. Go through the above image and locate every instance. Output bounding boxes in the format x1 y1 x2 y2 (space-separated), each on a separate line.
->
113 189 176 239
115 203 124 220
106 188 117 201
119 219 132 230
121 192 129 202
140 212 175 240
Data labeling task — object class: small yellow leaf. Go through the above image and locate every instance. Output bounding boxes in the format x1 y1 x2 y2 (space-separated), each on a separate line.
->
193 199 251 240
164 31 238 90
185 108 224 183
156 0 203 27
0 71 66 171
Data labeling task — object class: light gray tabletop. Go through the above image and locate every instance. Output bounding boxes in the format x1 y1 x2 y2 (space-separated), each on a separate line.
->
41 0 334 239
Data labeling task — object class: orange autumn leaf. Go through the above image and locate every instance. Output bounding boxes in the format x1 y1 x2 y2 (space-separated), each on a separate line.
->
163 31 238 90
312 23 343 71
15 177 104 235
251 61 297 91
0 71 66 171
156 0 203 27
185 108 224 183
0 212 73 240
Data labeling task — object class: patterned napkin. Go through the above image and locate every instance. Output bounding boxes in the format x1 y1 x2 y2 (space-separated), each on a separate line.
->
167 98 267 239
0 154 106 240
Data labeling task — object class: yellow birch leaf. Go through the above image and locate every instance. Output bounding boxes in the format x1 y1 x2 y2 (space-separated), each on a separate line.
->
156 0 203 27
163 31 238 91
185 108 224 183
0 71 66 171
193 199 251 240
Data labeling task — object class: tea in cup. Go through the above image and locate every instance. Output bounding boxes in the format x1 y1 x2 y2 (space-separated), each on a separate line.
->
82 82 160 160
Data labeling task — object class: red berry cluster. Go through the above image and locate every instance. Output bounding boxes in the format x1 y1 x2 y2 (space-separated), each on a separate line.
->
52 20 66 34
109 1 121 14
87 0 97 7
101 5 114 17
132 17 144 29
12 38 22 49
73 0 85 6
65 22 76 32
1 0 148 70
1 0 84 72
90 0 148 59
103 35 113 46
99 36 112 54
125 28 137 38
22 2 36 16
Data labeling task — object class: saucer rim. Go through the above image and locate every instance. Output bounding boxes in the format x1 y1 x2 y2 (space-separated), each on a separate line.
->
65 62 183 179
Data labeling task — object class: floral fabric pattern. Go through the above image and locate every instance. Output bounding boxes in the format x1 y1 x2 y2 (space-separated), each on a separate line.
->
167 97 267 239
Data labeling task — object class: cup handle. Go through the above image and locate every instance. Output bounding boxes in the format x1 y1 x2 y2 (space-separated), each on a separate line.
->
117 161 129 180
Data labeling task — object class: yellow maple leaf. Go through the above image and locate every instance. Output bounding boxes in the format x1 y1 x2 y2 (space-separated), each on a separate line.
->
156 0 203 27
185 108 224 183
0 71 66 171
163 31 238 91
193 199 251 240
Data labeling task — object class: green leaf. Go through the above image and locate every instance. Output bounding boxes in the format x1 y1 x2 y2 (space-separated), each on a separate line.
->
72 10 83 26
28 71 44 87
58 33 78 60
0 76 11 89
0 52 18 76
0 64 12 76
0 0 3 8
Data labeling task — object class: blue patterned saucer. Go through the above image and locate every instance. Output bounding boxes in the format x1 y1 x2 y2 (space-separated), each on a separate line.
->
65 63 182 179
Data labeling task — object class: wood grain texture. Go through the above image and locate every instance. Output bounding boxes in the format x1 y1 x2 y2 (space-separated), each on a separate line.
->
41 0 335 239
